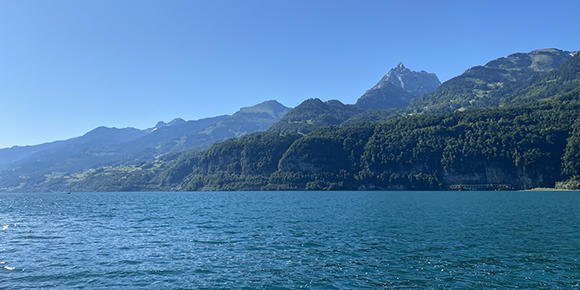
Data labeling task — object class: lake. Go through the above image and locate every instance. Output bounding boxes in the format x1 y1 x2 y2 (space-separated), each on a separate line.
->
1 191 580 289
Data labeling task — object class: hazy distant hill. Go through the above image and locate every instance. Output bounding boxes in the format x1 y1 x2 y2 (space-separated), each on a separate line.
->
0 127 148 176
46 115 230 173
151 100 292 154
0 139 71 170
0 100 291 192
355 62 440 111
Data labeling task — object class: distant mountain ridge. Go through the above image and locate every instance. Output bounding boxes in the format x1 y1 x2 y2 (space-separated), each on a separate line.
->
0 139 72 169
45 114 230 173
152 100 292 154
0 100 291 191
153 118 187 130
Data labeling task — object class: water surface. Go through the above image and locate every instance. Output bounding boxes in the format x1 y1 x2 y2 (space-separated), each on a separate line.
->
1 191 579 288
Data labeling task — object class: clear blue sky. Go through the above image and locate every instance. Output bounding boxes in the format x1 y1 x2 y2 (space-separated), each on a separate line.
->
1 0 579 149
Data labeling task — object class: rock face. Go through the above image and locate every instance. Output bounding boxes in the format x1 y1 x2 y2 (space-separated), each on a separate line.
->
441 163 548 189
374 63 441 96
355 63 441 111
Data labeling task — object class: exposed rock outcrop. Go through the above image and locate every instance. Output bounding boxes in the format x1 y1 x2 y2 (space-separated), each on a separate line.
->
355 63 440 111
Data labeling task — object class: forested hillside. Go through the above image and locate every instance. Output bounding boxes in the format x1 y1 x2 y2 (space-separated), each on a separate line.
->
407 48 572 114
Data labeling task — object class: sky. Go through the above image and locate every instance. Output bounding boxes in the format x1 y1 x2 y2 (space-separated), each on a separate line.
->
1 0 579 149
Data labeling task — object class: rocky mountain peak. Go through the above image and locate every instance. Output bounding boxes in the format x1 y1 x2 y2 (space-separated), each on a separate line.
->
355 63 441 111
372 63 440 96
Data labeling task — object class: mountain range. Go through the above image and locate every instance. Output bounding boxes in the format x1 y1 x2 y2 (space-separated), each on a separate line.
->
0 101 290 191
1 48 579 192
347 48 575 124
267 64 440 135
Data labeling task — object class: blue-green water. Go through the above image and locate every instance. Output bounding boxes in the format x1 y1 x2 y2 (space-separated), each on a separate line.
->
1 191 580 289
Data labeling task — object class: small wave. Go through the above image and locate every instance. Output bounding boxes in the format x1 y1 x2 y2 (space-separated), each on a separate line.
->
191 239 228 244
20 235 63 240
194 269 214 274
2 225 8 230
119 260 142 265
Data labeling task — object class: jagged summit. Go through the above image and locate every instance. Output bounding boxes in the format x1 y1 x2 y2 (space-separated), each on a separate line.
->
371 62 440 96
155 118 186 129
155 121 166 129
355 63 441 111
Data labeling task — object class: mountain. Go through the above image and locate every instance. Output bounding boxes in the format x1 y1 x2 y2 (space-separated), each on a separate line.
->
267 63 438 134
6 48 580 192
153 100 292 153
46 115 230 172
173 48 580 191
0 100 291 192
407 48 573 114
153 118 187 130
0 139 71 170
125 116 229 151
355 62 441 111
267 99 363 135
506 50 580 104
56 88 580 192
178 87 580 191
342 48 576 126
0 127 148 176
